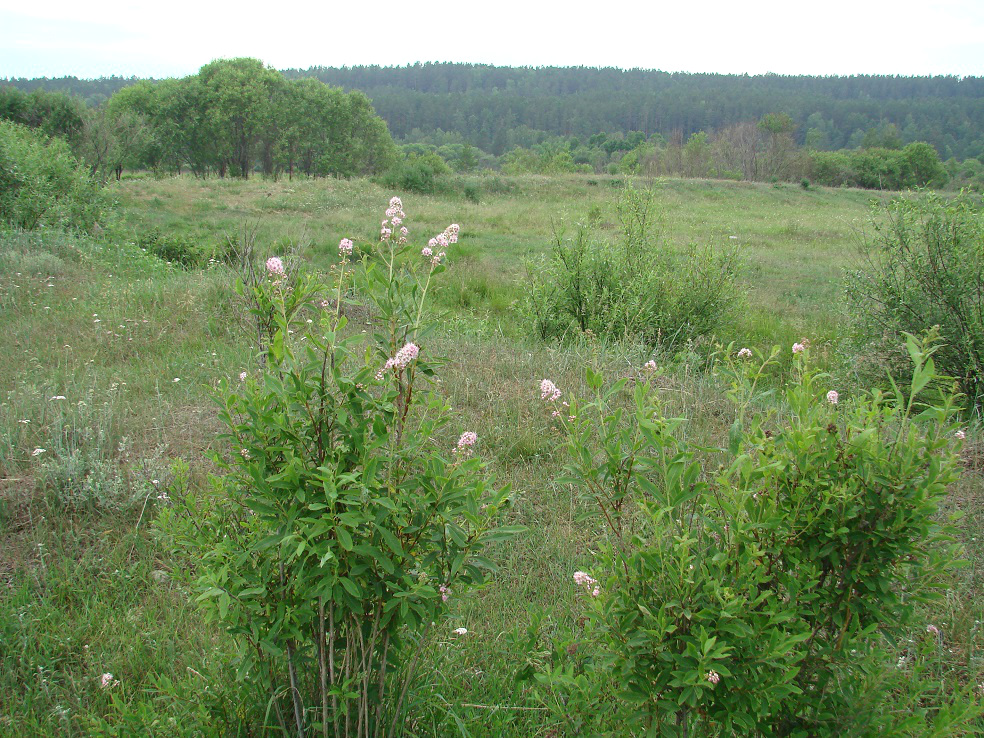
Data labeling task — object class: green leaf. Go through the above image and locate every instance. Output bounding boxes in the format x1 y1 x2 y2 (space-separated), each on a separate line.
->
375 525 405 556
586 366 603 390
338 577 360 598
335 527 354 551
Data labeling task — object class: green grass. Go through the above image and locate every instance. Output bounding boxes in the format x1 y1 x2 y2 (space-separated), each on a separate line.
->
1 174 980 736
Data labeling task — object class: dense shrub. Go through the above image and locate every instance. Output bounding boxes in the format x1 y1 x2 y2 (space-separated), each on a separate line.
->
847 191 984 406
522 183 742 350
530 336 976 735
0 120 105 231
810 143 948 190
158 201 518 736
379 152 450 193
135 226 236 268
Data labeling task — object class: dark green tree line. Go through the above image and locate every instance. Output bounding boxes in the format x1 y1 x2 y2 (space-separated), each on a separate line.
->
109 59 396 179
7 65 983 160
2 59 397 180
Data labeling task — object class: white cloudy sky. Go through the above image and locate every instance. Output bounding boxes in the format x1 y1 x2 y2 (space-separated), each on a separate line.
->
1 0 982 79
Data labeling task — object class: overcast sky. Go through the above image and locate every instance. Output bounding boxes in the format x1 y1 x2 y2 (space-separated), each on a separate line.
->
2 0 983 79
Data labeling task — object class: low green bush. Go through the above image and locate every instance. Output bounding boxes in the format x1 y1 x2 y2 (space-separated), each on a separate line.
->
847 191 984 407
528 334 977 735
521 183 742 350
379 152 450 194
0 119 105 231
135 226 236 268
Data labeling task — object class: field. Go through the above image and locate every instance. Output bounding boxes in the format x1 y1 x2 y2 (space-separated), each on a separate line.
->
1 174 981 736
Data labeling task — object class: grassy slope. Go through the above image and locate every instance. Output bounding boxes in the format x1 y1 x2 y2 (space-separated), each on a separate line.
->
1 175 979 736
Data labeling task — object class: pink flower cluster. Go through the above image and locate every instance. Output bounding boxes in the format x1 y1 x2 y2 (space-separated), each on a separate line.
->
266 257 285 278
100 672 119 689
424 224 459 265
573 571 600 597
540 379 574 421
540 379 561 402
737 347 752 359
439 583 451 602
827 390 839 405
339 238 354 258
792 338 810 355
643 360 658 373
706 670 721 685
927 623 941 637
376 342 420 379
454 431 477 454
956 430 966 440
381 197 408 244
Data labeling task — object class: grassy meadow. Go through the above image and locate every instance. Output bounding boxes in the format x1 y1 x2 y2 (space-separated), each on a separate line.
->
1 174 981 736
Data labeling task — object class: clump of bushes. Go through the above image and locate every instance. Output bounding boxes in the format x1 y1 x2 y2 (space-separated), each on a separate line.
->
379 151 450 194
0 119 105 231
847 191 984 406
522 183 742 350
528 336 978 735
810 142 947 190
135 226 236 268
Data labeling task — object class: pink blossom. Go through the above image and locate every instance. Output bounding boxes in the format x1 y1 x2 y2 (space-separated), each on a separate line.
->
394 342 419 366
422 247 433 258
643 360 658 373
706 670 721 685
454 431 477 454
540 379 562 402
339 238 354 257
591 586 600 597
737 347 752 359
827 390 839 405
439 584 451 602
239 371 247 382
320 299 331 309
573 571 597 587
792 342 806 354
376 342 420 379
385 197 406 222
266 257 285 278
956 430 966 440
927 624 941 637
100 673 118 689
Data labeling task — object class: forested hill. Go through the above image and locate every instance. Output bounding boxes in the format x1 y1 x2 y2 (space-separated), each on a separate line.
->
5 64 984 160
282 65 984 159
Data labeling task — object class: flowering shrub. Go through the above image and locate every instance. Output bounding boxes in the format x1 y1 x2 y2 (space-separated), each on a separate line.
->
521 183 741 349
533 334 972 735
159 197 518 737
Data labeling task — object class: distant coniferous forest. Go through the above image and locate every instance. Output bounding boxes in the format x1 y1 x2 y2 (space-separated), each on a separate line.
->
6 64 983 159
3 62 983 190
